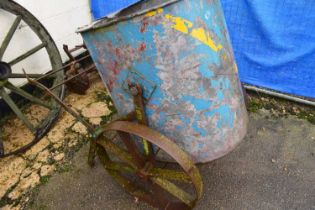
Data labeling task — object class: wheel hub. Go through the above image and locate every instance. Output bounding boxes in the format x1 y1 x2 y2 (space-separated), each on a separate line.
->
0 62 11 80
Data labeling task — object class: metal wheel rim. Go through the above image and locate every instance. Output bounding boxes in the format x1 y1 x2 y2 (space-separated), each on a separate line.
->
0 0 65 157
96 121 203 210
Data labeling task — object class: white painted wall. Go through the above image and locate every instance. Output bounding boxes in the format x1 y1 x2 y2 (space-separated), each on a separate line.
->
0 0 92 86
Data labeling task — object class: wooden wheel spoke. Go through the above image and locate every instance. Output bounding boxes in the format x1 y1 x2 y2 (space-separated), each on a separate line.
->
0 16 22 59
151 177 195 207
148 168 192 183
9 42 46 66
0 88 35 132
5 82 52 109
0 136 4 156
8 73 45 79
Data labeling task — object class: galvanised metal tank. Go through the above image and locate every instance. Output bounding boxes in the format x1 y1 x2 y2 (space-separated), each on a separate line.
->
79 0 248 163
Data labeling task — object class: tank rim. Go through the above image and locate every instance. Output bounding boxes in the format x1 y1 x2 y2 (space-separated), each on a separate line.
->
77 0 180 33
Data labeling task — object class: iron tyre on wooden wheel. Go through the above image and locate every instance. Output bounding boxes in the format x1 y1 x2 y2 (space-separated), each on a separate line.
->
0 0 65 157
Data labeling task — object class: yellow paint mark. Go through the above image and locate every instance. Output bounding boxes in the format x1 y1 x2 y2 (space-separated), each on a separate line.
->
164 14 222 52
144 8 222 52
164 14 193 34
145 8 164 17
190 28 222 52
234 63 239 73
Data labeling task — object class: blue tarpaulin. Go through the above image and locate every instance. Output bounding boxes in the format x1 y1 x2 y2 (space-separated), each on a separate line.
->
90 0 315 99
221 0 315 99
91 0 139 19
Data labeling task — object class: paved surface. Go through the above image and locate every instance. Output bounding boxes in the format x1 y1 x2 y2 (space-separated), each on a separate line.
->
27 110 315 210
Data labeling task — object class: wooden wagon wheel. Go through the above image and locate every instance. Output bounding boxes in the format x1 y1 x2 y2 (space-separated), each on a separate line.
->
0 0 65 157
96 121 203 210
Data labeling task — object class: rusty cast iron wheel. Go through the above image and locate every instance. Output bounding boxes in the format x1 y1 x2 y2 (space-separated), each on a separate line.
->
0 0 65 157
22 71 204 209
96 121 203 210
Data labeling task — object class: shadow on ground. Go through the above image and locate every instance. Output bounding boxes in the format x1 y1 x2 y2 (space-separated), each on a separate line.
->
27 110 315 210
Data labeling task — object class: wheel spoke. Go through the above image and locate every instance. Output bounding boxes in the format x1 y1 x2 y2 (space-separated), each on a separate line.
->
119 132 146 168
0 88 35 132
148 168 192 183
5 82 52 109
0 136 4 156
151 177 195 207
97 145 135 173
97 137 138 169
8 73 45 79
0 16 22 60
97 145 162 207
9 42 46 66
105 162 135 173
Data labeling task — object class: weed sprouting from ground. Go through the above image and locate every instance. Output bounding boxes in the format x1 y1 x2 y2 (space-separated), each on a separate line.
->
246 90 315 124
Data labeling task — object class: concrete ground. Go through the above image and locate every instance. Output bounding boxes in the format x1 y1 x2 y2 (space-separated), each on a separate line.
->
27 110 315 210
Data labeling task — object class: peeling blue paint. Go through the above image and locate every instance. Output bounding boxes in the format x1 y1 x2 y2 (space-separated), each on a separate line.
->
182 95 213 111
192 121 207 137
81 0 248 163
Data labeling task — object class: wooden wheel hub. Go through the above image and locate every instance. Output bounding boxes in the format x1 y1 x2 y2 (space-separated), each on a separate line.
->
0 62 11 80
